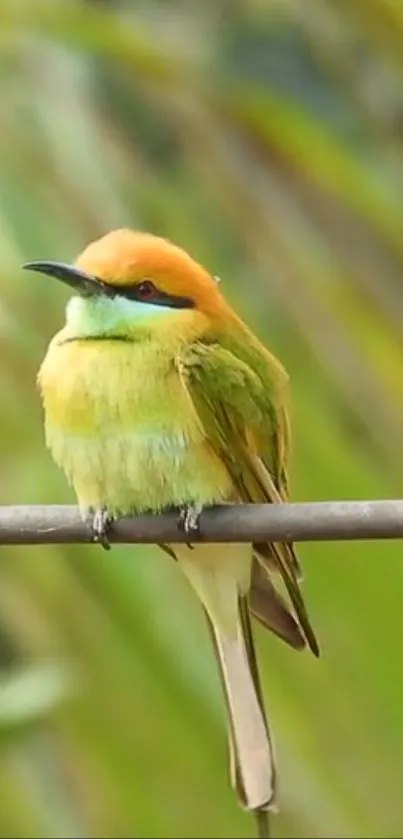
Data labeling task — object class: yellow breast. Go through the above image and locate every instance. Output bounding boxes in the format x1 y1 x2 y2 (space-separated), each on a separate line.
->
38 337 232 515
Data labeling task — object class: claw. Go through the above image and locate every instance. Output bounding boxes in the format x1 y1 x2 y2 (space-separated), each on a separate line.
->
92 509 113 551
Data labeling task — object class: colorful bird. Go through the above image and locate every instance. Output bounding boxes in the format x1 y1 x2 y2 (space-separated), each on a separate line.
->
24 230 318 837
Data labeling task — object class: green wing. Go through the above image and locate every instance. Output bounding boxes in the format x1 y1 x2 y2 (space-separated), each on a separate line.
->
176 340 319 657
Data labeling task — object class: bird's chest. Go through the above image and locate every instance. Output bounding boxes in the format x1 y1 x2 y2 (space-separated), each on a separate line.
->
39 340 231 513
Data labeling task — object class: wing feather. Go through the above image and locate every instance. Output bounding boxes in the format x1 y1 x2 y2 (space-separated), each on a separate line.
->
176 340 318 656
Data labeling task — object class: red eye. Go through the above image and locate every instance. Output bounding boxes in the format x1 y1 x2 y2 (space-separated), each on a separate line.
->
137 280 157 300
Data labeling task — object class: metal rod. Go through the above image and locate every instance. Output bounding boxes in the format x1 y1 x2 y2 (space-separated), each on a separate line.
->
0 500 403 545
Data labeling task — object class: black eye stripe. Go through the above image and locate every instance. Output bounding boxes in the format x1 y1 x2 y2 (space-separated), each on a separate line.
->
99 281 195 309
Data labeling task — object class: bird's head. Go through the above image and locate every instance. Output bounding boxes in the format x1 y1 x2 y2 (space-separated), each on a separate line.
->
23 229 229 343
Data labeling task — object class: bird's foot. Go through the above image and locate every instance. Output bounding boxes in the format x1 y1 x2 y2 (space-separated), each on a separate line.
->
91 509 113 551
177 503 203 548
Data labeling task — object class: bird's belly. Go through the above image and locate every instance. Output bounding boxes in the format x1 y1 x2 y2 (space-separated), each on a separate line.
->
50 428 232 514
40 342 232 514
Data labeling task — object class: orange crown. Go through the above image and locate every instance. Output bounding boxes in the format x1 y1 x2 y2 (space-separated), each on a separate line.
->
75 229 228 317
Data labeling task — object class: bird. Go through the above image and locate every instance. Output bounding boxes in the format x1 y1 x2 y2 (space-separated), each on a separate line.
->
23 229 319 838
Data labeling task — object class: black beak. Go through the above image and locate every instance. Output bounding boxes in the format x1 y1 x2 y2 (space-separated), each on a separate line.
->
22 260 105 297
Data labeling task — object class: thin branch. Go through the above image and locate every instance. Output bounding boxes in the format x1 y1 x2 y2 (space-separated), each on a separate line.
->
0 501 403 545
256 810 270 839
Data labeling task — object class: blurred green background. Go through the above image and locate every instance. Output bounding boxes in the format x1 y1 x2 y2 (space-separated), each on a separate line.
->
1 0 403 836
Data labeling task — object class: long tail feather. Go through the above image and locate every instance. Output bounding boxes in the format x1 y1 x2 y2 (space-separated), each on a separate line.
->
204 596 276 812
176 543 276 813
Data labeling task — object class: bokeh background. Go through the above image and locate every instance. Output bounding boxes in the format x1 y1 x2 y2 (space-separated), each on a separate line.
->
1 1 403 836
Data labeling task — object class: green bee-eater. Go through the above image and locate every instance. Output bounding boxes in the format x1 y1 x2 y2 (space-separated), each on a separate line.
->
24 229 318 835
